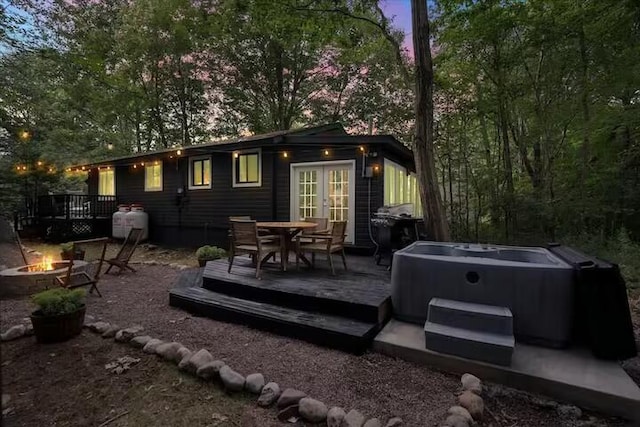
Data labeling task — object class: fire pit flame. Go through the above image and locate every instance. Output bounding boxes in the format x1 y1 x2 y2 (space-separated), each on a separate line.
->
27 256 54 272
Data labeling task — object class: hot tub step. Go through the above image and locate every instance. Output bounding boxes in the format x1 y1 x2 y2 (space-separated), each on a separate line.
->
424 321 515 366
427 298 513 335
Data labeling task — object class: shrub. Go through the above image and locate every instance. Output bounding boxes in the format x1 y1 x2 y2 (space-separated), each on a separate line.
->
60 242 74 252
31 288 86 316
195 245 226 260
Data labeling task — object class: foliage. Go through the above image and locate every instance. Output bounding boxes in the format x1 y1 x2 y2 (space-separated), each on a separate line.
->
195 245 226 260
31 288 86 316
59 242 74 252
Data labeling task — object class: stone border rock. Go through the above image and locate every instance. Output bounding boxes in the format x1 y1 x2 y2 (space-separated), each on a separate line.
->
81 319 404 426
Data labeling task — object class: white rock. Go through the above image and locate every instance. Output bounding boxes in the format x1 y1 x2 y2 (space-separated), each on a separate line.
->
458 391 484 420
114 325 144 343
176 346 191 361
142 338 163 353
155 342 183 362
219 365 245 392
461 373 482 395
363 419 381 427
445 414 469 427
277 388 307 408
196 360 226 380
89 321 110 334
1 394 10 409
1 325 26 341
177 351 193 369
245 373 265 394
101 324 120 338
129 335 152 348
257 382 280 407
328 407 347 427
24 323 34 336
343 409 365 427
557 404 582 419
448 406 473 424
385 417 403 427
340 409 364 427
299 397 328 423
181 349 214 373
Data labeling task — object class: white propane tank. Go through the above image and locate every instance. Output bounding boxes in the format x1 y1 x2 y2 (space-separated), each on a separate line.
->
112 205 130 239
123 204 149 241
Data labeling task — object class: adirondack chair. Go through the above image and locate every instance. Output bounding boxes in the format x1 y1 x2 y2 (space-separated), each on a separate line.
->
105 228 143 274
55 238 108 297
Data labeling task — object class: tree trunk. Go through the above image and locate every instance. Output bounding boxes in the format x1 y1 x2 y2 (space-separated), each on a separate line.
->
411 0 450 241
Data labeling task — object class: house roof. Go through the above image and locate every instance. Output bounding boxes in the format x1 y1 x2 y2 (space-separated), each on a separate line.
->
70 122 413 169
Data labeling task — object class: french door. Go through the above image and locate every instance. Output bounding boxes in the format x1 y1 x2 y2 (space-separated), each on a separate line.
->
290 161 356 243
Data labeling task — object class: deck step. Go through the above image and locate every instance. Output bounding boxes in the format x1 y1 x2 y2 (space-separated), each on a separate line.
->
427 298 513 335
170 277 380 354
202 258 390 324
424 321 515 366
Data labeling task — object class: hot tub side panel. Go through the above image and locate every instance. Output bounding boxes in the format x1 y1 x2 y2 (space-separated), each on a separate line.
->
391 251 575 347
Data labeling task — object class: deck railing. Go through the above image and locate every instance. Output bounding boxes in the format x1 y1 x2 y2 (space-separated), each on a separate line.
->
37 194 118 219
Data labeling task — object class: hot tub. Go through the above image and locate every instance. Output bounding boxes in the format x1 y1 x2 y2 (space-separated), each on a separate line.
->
391 242 575 347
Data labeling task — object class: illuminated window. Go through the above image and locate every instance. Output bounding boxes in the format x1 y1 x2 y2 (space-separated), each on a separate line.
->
144 162 163 191
98 169 115 196
189 156 211 189
233 149 261 187
383 159 422 217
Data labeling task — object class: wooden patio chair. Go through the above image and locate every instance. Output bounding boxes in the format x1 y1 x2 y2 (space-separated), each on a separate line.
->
105 228 143 274
295 221 348 275
228 220 281 279
55 237 108 297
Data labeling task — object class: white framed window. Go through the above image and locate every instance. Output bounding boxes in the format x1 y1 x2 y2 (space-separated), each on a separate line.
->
384 158 422 217
144 161 163 191
189 155 211 189
98 169 115 196
232 148 261 188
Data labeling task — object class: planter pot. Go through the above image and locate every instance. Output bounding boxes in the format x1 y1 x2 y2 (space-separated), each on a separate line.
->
61 249 85 261
30 305 86 344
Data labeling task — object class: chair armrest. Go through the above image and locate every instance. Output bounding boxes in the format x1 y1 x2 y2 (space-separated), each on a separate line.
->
303 234 333 241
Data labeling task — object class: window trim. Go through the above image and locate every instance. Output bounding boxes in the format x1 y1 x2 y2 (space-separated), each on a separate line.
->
144 161 163 192
188 155 212 190
232 148 262 188
98 169 115 196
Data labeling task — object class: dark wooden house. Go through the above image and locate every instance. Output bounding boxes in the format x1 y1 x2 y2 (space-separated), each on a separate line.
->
79 123 420 249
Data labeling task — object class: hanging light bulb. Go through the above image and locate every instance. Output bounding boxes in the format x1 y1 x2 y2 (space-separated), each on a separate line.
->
359 146 365 152
176 149 182 156
282 152 288 158
140 162 145 166
81 166 86 171
22 166 27 171
133 164 137 169
107 143 114 150
233 152 239 158
37 161 43 166
324 149 329 156
16 165 20 171
48 167 53 173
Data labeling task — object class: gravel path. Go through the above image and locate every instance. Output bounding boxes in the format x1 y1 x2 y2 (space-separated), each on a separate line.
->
0 265 632 426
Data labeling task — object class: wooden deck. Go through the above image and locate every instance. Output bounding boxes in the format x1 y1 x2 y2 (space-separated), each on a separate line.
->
169 255 392 353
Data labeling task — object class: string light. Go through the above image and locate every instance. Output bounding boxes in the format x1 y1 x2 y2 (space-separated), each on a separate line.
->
176 149 182 156
233 152 239 158
282 152 288 158
107 143 114 150
22 166 27 171
16 166 20 171
48 167 53 173
324 149 329 156
373 165 380 173
66 168 71 172
154 160 158 165
140 162 145 166
19 130 30 141
81 166 85 171
133 164 137 169
37 161 43 166
107 166 111 170
359 146 365 152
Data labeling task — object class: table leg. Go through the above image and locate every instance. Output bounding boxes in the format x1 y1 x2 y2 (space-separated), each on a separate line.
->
281 230 289 271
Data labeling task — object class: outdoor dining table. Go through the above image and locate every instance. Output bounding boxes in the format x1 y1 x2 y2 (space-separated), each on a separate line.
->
256 221 317 271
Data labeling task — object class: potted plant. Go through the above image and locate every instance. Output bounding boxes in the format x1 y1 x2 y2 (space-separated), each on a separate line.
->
196 245 226 267
30 288 86 343
60 242 85 261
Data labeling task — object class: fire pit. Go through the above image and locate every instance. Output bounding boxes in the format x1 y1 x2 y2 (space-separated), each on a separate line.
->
0 257 88 298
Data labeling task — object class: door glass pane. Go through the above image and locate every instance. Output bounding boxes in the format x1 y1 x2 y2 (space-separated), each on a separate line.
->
328 168 349 222
298 170 318 219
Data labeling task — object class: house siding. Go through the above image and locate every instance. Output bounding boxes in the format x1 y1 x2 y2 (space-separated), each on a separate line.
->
86 133 412 249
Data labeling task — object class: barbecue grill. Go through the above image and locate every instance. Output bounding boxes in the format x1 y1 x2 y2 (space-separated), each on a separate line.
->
371 204 422 267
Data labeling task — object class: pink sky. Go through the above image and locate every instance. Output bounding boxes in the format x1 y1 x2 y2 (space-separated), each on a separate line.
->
380 0 413 57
